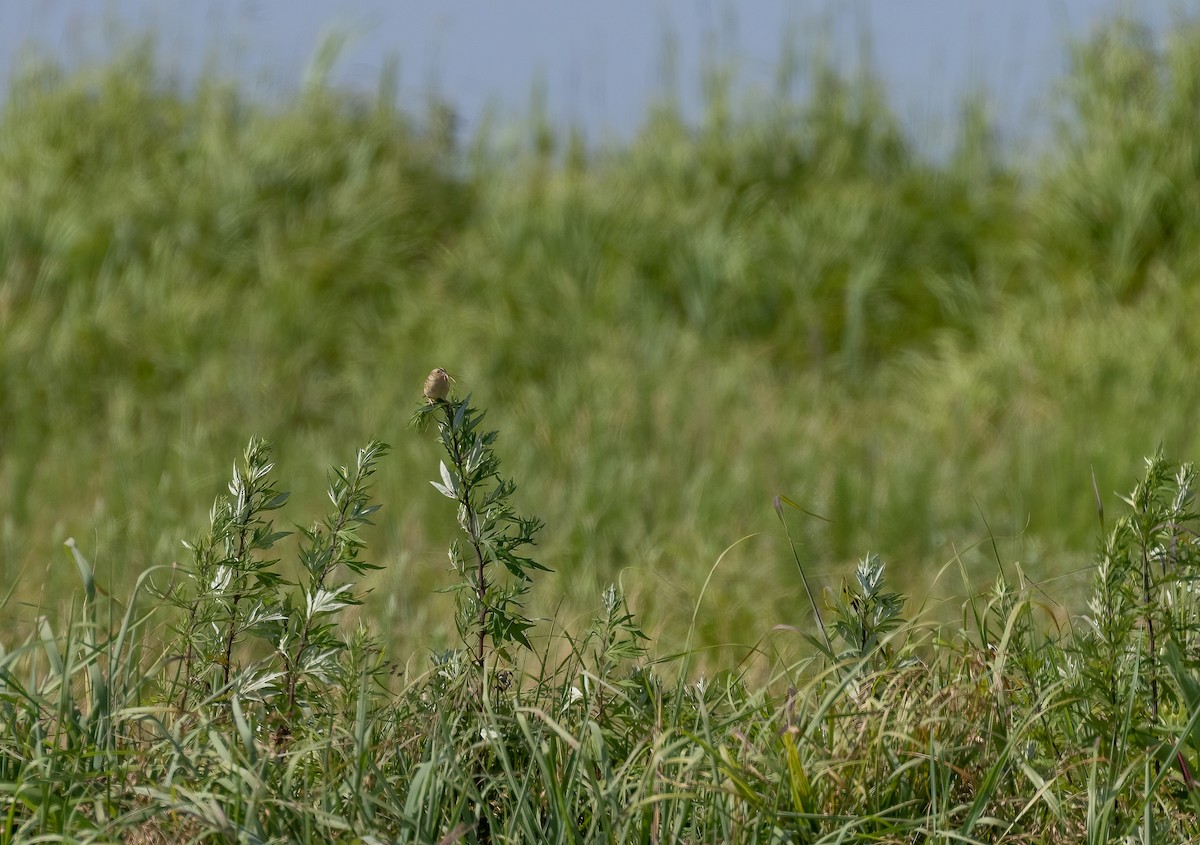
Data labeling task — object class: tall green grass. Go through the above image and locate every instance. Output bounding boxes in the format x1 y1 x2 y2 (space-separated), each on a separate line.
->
5 14 1200 663
3 400 1200 841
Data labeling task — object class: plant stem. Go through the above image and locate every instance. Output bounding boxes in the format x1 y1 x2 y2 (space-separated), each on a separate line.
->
441 401 491 674
222 517 251 691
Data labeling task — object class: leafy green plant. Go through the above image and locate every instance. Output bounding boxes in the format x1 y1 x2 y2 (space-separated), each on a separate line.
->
579 584 649 712
823 552 910 666
417 389 550 682
273 440 388 730
1066 450 1200 832
1074 453 1200 735
557 583 651 738
165 437 290 714
160 436 389 737
14 441 1200 841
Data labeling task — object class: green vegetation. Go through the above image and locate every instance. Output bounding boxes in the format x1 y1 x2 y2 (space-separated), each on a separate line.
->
6 17 1200 655
5 403 1200 841
6 10 1200 838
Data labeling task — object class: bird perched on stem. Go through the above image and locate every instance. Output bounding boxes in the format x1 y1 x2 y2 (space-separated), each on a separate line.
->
423 367 452 404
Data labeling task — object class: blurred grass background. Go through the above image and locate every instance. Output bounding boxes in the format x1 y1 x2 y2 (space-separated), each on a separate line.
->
4 15 1200 658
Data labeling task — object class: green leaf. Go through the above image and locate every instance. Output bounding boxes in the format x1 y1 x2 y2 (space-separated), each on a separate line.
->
64 537 95 605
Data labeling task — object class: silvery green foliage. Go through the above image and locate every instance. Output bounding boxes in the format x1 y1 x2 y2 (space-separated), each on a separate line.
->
274 440 388 717
1073 451 1200 747
169 438 290 713
164 437 389 728
826 552 910 668
418 394 549 676
575 584 649 721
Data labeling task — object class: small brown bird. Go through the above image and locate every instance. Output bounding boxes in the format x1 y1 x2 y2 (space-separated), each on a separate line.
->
423 367 451 404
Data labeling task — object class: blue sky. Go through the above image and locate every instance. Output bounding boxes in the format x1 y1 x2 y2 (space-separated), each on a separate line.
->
0 1 1181 153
